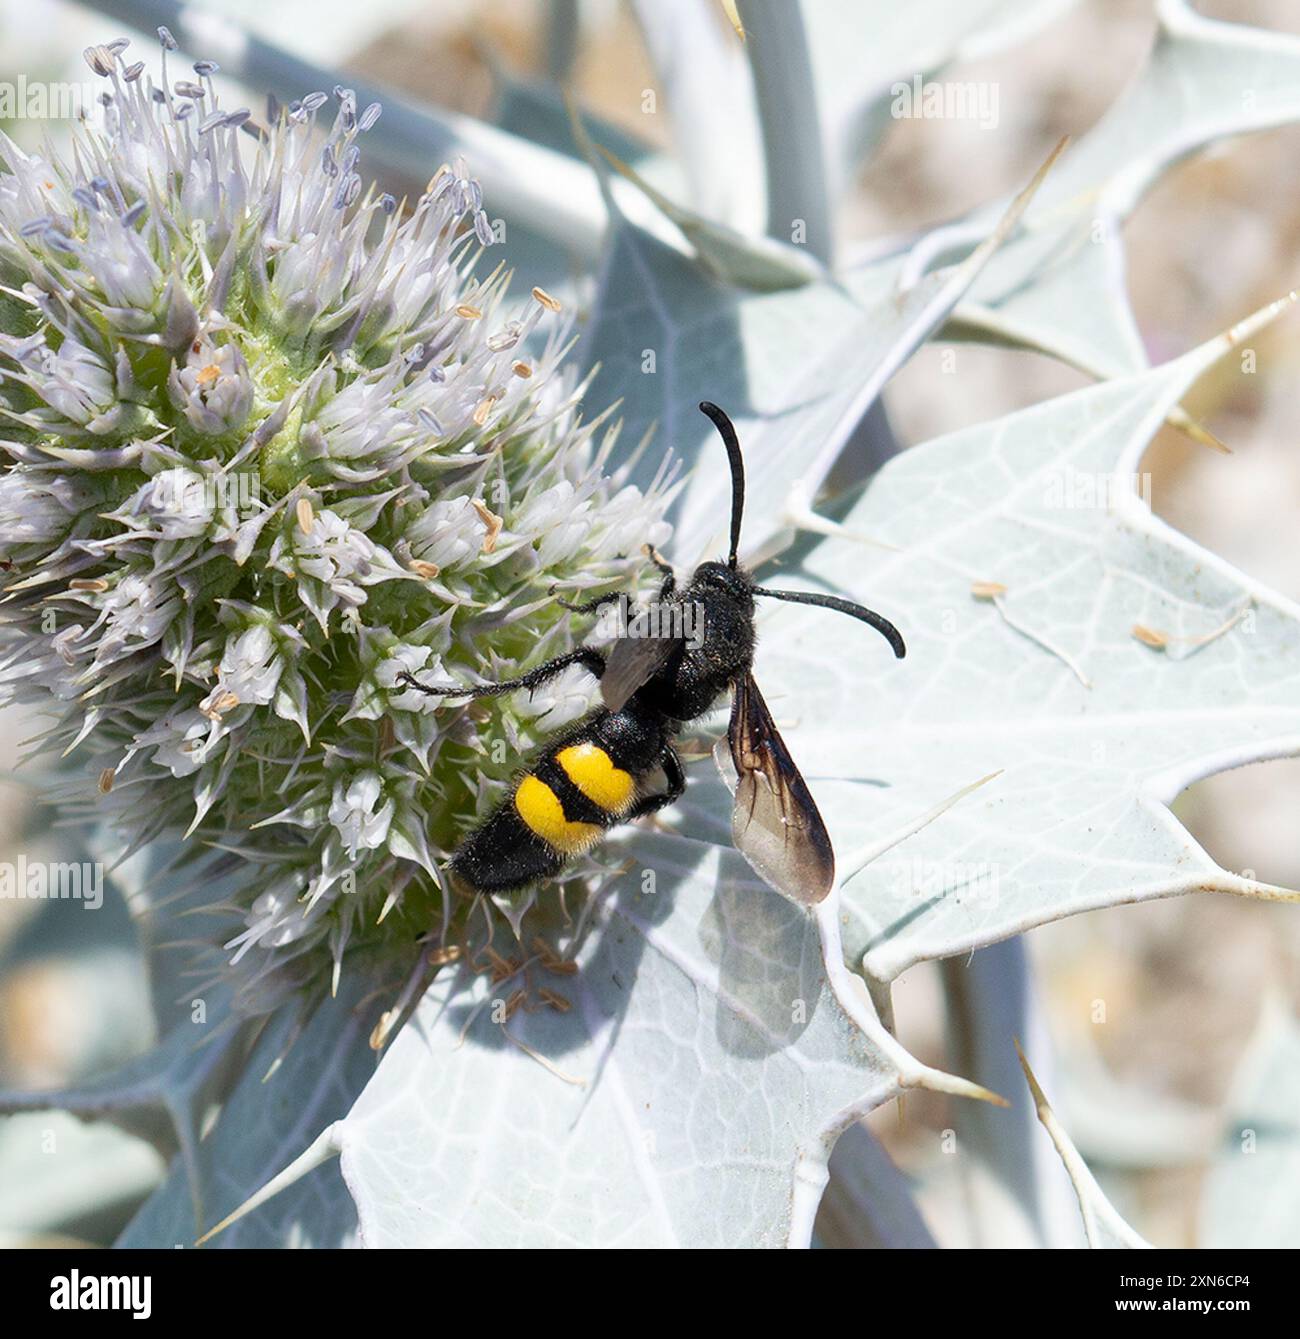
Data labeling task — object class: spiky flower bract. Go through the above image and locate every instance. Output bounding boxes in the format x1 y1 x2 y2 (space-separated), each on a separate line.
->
0 35 672 1017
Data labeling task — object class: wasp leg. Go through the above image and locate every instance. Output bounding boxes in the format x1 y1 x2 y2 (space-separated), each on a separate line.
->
398 648 607 700
627 744 686 819
553 546 674 615
644 544 675 598
554 591 623 616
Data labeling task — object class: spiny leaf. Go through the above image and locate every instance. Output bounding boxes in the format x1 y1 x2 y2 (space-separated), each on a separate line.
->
802 0 1079 192
949 0 1300 376
119 982 375 1247
1017 1041 1151 1248
202 845 999 1249
584 140 1065 566
708 295 1300 987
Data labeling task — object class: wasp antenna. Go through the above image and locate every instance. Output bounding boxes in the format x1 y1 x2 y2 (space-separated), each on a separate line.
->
698 401 745 569
755 587 907 659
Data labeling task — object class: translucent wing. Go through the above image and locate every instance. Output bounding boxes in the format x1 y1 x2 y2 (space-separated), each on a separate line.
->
723 673 835 906
600 634 678 711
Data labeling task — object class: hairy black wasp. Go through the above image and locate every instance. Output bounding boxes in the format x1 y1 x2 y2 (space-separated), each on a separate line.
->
400 401 906 904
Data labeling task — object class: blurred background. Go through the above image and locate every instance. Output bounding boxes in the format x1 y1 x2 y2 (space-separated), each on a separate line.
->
0 0 1298 1247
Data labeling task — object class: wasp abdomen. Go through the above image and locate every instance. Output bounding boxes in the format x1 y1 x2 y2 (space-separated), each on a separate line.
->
450 734 643 893
552 742 638 814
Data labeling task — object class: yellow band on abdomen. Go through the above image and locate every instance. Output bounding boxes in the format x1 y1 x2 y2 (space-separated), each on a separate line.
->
555 743 636 814
514 774 603 853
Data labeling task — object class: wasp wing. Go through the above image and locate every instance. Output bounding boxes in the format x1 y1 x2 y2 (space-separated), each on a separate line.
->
723 673 835 906
600 634 678 711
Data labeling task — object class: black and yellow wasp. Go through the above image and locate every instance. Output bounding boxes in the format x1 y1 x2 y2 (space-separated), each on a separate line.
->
399 402 906 906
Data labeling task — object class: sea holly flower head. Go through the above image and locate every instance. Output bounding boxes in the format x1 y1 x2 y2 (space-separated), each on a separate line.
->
0 34 673 1017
